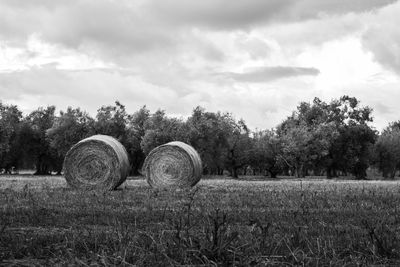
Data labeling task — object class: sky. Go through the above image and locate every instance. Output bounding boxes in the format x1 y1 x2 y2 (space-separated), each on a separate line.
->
0 0 400 131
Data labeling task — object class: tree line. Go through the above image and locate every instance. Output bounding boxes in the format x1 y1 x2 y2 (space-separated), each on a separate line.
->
1 96 399 179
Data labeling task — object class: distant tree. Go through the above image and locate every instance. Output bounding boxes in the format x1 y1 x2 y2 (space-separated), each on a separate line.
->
222 116 252 178
46 107 95 173
251 130 284 178
126 106 150 175
324 96 375 178
25 106 57 175
186 107 254 177
339 124 376 179
186 107 227 175
140 110 187 155
374 122 400 178
12 122 38 171
95 101 129 140
277 101 339 178
0 102 23 173
277 96 375 179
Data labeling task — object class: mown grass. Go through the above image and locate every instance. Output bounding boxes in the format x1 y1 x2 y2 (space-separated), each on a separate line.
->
1 176 400 266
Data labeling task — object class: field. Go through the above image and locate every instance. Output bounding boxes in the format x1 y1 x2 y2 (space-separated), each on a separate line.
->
1 176 400 266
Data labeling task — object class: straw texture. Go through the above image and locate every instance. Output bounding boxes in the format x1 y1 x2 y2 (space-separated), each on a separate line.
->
143 141 202 188
63 135 130 190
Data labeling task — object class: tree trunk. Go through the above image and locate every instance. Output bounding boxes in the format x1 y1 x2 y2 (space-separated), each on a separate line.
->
326 167 333 179
34 158 51 175
390 169 396 179
295 164 305 178
355 169 367 180
303 168 308 177
269 170 278 178
5 167 12 174
231 168 239 179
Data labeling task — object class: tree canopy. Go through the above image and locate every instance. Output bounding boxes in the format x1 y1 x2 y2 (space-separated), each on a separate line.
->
0 96 396 179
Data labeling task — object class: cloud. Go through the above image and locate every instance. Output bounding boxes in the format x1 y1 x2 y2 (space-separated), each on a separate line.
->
1 0 400 132
0 64 317 130
146 0 397 30
0 0 396 54
263 12 367 49
0 65 179 114
362 1 400 74
218 66 320 83
0 0 174 58
235 36 271 60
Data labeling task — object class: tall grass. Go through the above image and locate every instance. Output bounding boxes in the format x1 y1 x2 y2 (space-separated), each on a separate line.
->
1 177 400 265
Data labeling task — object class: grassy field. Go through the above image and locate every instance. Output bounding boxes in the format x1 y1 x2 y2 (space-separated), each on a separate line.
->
1 175 400 266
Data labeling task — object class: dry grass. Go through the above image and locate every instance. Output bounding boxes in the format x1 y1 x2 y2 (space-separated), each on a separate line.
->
1 175 400 265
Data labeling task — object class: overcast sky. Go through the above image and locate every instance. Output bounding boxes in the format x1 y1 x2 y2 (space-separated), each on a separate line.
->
1 0 400 131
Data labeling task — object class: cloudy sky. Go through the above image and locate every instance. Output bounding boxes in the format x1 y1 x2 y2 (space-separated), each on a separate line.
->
1 0 400 131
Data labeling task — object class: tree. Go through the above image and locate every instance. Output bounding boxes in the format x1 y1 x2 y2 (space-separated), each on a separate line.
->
186 107 227 175
221 116 252 178
251 130 284 178
140 110 187 155
277 96 375 179
95 101 129 140
25 106 57 175
186 107 254 178
324 96 375 178
374 122 400 178
277 103 339 178
339 124 376 179
46 107 95 173
0 102 23 173
95 101 147 175
126 106 150 175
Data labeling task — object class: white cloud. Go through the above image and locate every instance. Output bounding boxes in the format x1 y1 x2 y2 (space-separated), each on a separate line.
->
146 0 396 30
0 65 177 113
0 0 399 132
362 1 400 74
217 66 320 83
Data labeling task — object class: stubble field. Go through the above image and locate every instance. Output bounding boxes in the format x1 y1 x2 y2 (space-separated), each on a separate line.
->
1 175 400 266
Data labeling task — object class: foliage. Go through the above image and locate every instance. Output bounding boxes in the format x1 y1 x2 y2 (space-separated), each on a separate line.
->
24 106 57 175
186 107 253 177
46 107 95 159
277 96 376 178
220 115 252 178
0 102 23 172
374 122 400 178
250 130 284 177
95 101 129 141
277 98 340 177
126 106 150 174
186 107 228 175
140 109 187 155
0 96 395 179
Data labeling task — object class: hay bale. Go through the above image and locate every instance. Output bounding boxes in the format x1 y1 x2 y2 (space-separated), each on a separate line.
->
143 141 202 188
63 135 130 190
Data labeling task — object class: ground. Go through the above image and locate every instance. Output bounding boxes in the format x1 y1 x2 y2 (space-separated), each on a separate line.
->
1 175 400 266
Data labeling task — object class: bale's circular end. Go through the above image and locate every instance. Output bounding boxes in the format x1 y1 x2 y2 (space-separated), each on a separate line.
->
143 141 202 188
63 135 130 190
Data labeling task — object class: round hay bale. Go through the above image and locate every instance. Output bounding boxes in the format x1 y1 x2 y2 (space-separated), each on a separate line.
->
143 141 202 188
63 135 130 190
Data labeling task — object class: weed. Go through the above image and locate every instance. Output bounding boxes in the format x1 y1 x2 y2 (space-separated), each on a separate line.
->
1 177 400 265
